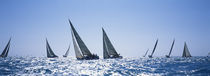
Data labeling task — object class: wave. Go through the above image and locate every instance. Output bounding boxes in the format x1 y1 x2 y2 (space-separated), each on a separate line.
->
0 57 209 75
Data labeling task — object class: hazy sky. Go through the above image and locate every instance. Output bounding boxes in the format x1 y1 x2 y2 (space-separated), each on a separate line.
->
0 0 210 57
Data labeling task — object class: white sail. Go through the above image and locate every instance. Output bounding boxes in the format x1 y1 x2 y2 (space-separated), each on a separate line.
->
103 28 122 59
182 42 192 57
0 38 11 58
46 39 58 58
69 20 92 58
72 31 83 58
63 45 70 57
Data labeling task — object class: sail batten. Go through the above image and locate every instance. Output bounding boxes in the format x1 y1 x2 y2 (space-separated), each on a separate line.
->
182 42 192 57
0 39 11 58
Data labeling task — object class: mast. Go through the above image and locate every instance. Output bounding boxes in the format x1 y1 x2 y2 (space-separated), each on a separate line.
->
0 38 11 58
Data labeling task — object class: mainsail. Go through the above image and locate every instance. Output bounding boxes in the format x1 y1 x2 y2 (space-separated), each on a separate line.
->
72 32 83 59
46 39 58 58
148 39 158 58
63 45 70 57
182 42 192 57
103 38 110 59
0 38 11 58
103 28 122 59
143 49 149 57
208 52 210 57
166 39 175 58
69 19 99 60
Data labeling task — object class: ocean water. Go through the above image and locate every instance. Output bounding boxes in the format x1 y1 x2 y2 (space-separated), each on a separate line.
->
0 57 209 76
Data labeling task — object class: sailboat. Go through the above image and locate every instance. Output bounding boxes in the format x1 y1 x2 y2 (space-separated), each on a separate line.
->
182 42 192 57
46 39 58 58
166 39 175 58
143 49 149 57
148 39 158 58
63 45 70 57
207 52 210 57
0 38 11 58
103 28 122 59
69 19 99 60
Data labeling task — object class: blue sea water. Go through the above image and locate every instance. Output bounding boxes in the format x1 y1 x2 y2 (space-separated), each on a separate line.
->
0 57 210 75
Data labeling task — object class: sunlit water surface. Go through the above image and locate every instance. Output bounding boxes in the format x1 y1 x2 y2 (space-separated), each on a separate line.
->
0 57 210 75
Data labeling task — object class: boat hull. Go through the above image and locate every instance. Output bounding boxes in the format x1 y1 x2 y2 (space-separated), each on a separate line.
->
148 55 152 58
63 55 67 57
47 56 58 58
165 55 170 58
104 56 123 59
0 56 6 58
77 54 99 60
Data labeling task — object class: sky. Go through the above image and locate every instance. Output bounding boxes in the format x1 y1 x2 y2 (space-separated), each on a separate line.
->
0 0 210 57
